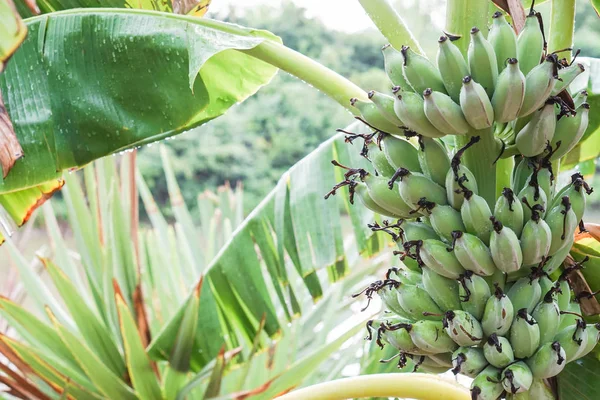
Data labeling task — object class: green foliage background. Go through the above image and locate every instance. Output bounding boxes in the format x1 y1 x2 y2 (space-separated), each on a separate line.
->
137 0 600 218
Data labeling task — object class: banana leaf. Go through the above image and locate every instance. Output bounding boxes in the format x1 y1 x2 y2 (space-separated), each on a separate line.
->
0 9 280 231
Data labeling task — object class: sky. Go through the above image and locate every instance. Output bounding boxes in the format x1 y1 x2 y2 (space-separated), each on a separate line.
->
209 0 377 32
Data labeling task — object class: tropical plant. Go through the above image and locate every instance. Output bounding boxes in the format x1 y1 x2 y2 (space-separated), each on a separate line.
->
2 0 600 399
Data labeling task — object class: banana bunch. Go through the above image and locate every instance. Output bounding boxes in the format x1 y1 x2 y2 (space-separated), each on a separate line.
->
327 8 597 400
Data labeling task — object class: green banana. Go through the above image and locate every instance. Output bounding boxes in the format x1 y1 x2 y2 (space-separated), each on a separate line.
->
482 284 515 337
397 283 443 321
483 333 514 368
437 36 470 102
401 220 439 242
551 63 585 96
515 100 557 157
545 196 577 256
559 302 582 332
451 231 497 276
520 209 551 267
405 239 466 279
363 173 414 218
382 44 412 90
458 271 492 319
354 279 408 317
483 267 507 293
519 55 558 118
519 177 548 222
527 165 554 201
555 319 588 362
366 141 396 178
538 275 554 298
557 279 571 311
572 89 588 108
459 76 494 129
517 11 545 76
393 88 445 138
401 320 458 354
389 168 448 208
574 323 600 361
350 97 405 135
510 308 541 358
451 347 487 378
354 182 403 218
443 310 483 346
532 288 561 343
526 341 566 378
471 366 504 400
388 267 422 286
492 58 526 123
502 361 533 394
507 276 542 314
490 216 523 273
494 188 524 237
512 156 534 195
368 90 405 127
400 45 447 95
422 89 470 135
468 27 499 97
489 12 518 73
460 192 494 245
381 134 422 173
544 237 573 275
417 199 465 243
417 137 451 187
422 267 462 311
446 136 480 209
551 173 592 222
549 102 590 160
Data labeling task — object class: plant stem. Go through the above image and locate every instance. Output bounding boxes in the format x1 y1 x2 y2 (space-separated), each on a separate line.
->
445 0 490 55
357 0 424 55
548 0 576 61
243 41 369 115
495 155 514 199
275 373 470 400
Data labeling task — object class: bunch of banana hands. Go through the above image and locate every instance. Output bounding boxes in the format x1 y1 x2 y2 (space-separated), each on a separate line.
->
326 9 597 400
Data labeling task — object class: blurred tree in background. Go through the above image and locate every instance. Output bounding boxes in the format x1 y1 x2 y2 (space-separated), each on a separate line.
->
137 0 600 219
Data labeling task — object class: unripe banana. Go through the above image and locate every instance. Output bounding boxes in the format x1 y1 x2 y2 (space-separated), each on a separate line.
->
532 290 561 343
365 319 414 352
460 76 494 129
483 334 514 368
363 174 414 218
527 165 554 202
574 323 600 361
489 12 518 73
422 267 462 311
377 283 411 318
551 174 592 222
494 188 524 237
510 308 541 358
426 352 454 368
423 89 470 135
381 135 422 173
520 214 551 267
550 103 590 160
437 36 470 102
517 11 544 76
400 46 447 95
468 27 499 97
397 283 443 321
519 181 548 222
507 277 542 314
558 302 581 332
458 271 492 319
446 164 478 210
460 192 494 245
418 199 465 243
388 267 422 286
443 310 483 346
401 220 439 242
350 98 405 135
389 168 448 208
354 182 404 218
451 347 487 378
515 100 557 157
366 141 396 178
482 284 515 337
393 89 445 138
409 239 466 279
502 361 533 394
492 58 526 123
451 231 496 276
519 55 558 118
551 63 585 96
490 216 523 273
368 90 405 127
471 366 504 400
382 44 412 90
572 89 588 109
545 196 577 256
538 275 554 298
557 280 571 311
483 267 507 293
403 320 458 354
526 341 566 379
555 319 588 362
511 156 534 195
417 137 451 187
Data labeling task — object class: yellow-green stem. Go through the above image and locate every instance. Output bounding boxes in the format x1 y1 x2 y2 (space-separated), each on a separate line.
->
496 156 514 200
445 0 490 55
275 373 470 400
357 0 425 55
548 0 576 61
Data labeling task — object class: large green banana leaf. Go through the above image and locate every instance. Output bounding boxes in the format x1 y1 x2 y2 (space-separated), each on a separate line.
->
0 9 279 232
